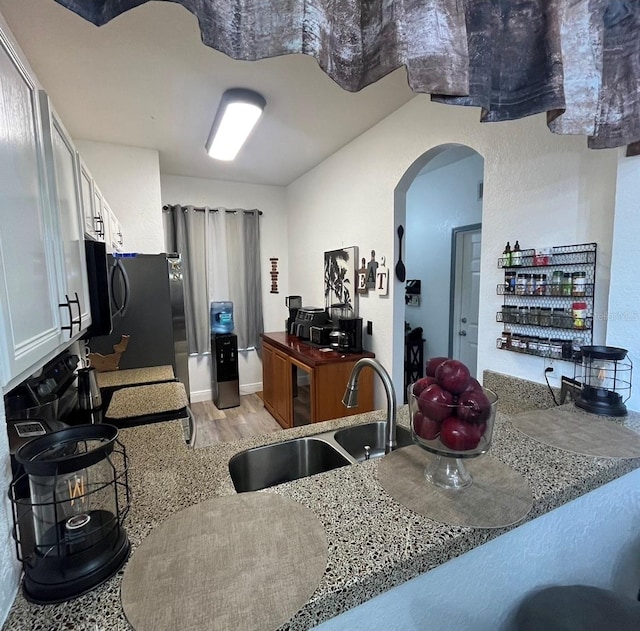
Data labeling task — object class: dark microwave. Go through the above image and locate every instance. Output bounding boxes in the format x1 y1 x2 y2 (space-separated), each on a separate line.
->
83 239 112 338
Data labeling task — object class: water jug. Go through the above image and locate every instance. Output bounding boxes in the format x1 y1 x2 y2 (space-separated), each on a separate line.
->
211 301 234 334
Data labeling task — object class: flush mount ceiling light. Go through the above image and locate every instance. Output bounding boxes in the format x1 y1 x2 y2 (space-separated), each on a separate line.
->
205 88 266 161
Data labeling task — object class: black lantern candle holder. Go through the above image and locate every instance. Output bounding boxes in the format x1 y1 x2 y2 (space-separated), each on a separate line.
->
574 346 632 417
9 424 130 604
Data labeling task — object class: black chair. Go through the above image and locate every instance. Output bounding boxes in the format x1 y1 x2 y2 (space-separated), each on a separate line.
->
514 584 640 631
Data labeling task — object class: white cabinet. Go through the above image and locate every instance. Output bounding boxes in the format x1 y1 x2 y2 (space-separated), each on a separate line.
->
112 208 124 252
104 202 124 252
78 155 105 242
38 91 92 343
0 27 62 386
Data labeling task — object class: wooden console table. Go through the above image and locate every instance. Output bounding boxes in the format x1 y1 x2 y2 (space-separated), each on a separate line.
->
261 332 375 429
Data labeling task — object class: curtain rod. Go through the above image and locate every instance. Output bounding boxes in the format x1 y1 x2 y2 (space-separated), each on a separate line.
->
162 205 262 216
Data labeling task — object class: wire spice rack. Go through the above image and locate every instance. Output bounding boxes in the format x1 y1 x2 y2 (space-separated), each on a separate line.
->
496 243 597 359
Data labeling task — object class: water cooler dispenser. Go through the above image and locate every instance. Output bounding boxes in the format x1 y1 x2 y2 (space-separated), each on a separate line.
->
210 302 240 409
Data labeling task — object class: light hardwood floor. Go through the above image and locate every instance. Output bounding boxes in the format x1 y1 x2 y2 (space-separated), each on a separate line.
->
190 393 282 448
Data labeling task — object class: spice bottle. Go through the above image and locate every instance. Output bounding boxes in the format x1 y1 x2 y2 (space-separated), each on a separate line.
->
550 270 564 296
503 242 512 267
572 301 587 329
562 273 573 296
572 271 586 296
512 241 522 266
504 271 516 294
534 273 547 296
525 273 534 295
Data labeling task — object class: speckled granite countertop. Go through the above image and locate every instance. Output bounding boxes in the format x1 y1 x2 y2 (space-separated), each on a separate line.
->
96 366 175 389
3 405 640 631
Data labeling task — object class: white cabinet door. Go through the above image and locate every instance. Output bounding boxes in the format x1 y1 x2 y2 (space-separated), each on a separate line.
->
0 28 61 386
112 210 124 252
39 91 92 342
104 202 123 252
95 185 113 252
78 155 104 242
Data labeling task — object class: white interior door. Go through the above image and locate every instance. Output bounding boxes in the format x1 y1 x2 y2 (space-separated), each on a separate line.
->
452 228 481 376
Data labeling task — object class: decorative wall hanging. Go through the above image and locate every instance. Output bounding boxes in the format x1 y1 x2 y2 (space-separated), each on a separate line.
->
357 257 368 295
324 246 358 316
366 250 378 289
406 279 421 306
55 0 640 151
395 226 406 282
269 257 279 293
376 256 389 296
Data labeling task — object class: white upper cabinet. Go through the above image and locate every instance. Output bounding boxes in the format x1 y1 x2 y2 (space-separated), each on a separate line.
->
38 91 92 344
105 203 124 252
78 155 105 242
0 27 62 386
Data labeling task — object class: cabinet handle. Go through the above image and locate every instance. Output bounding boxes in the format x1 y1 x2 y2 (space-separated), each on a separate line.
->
59 293 82 338
59 295 73 338
73 291 82 332
95 216 104 238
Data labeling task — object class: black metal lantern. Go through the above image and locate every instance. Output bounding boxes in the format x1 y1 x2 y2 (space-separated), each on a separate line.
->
9 424 130 604
574 346 632 417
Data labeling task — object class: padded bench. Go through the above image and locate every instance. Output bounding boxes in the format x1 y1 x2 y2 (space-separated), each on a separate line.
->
104 380 194 445
97 365 178 412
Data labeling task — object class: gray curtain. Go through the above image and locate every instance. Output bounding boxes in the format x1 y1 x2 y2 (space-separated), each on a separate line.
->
164 205 264 355
164 205 210 355
225 211 264 354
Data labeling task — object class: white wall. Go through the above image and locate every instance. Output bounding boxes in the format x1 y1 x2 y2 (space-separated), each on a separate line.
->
74 140 164 254
405 153 484 360
606 150 640 412
287 96 618 400
161 175 288 400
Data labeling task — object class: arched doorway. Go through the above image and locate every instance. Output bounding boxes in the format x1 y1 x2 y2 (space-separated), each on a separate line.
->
393 144 485 398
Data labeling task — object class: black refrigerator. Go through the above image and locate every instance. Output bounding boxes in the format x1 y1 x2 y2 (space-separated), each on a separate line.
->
87 253 190 399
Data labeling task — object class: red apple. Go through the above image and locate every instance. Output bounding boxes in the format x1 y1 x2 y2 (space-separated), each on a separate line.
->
412 410 442 440
440 417 482 451
435 359 471 394
457 389 492 424
426 356 449 378
412 376 437 396
418 384 454 422
464 377 483 394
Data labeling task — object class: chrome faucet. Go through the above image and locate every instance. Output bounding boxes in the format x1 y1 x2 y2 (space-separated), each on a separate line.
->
342 357 397 454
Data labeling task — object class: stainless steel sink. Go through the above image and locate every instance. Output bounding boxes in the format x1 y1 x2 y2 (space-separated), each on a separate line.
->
229 436 352 493
333 421 413 462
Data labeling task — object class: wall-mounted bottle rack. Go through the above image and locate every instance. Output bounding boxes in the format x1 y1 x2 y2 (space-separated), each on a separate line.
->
496 243 597 359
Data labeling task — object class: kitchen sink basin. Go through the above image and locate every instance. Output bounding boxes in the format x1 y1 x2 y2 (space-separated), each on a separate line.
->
229 437 352 493
333 421 413 462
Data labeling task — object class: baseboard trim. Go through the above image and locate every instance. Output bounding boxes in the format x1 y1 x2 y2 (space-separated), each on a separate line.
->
189 382 263 403
240 382 262 395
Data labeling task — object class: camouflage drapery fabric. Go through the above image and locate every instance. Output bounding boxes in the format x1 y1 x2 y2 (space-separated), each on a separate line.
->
54 0 640 151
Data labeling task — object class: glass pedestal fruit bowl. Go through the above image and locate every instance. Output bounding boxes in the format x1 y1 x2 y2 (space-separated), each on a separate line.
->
408 381 498 490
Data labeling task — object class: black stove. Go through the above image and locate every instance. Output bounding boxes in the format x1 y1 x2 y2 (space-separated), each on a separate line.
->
4 350 79 457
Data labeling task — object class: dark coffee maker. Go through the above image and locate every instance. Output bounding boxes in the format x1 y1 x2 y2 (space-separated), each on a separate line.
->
285 295 302 334
337 317 363 353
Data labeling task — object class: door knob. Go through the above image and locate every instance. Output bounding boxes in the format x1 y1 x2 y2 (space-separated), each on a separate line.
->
461 317 467 323
459 330 467 336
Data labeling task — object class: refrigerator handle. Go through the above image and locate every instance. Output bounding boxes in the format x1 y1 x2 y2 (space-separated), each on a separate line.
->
109 258 131 318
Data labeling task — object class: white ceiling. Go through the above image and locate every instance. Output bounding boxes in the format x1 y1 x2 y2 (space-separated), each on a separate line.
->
0 0 415 186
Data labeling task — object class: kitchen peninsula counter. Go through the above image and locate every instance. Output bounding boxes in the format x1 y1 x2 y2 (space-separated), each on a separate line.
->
3 405 640 631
